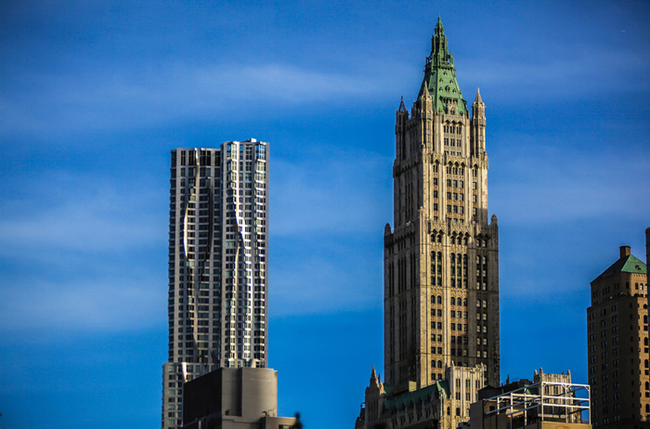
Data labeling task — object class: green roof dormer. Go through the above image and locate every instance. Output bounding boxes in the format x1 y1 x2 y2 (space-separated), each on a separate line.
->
420 17 467 116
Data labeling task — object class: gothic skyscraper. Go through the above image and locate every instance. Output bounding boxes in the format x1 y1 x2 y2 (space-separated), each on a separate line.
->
162 140 269 429
383 18 500 390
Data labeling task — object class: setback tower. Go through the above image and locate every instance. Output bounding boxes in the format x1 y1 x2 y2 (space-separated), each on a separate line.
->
384 18 500 390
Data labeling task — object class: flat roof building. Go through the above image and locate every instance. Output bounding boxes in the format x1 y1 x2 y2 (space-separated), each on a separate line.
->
182 367 295 429
467 369 591 429
163 141 270 429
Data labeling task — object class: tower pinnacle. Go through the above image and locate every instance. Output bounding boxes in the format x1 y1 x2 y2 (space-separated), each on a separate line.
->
474 87 483 105
398 96 407 113
421 17 467 115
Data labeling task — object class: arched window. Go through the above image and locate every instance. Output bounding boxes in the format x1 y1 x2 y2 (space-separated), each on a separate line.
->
437 296 442 304
451 297 456 305
438 360 443 368
456 408 461 416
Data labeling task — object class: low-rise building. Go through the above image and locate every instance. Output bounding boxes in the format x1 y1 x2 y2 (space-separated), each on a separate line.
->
182 367 296 429
356 364 486 429
467 369 590 429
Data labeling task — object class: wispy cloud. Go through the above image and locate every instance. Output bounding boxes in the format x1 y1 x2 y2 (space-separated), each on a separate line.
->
0 172 167 334
491 144 650 225
461 48 650 102
271 149 392 237
270 237 384 316
0 62 405 137
0 173 165 256
0 278 165 333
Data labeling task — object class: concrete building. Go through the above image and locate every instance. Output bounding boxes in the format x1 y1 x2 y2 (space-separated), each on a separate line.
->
182 368 295 429
356 364 486 429
467 369 591 429
163 141 269 429
383 17 500 392
587 245 649 428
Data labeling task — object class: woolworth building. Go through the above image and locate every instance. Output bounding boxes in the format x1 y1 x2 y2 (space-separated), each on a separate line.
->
383 17 500 391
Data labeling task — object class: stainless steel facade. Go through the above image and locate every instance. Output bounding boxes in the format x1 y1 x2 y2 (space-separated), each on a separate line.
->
162 139 269 429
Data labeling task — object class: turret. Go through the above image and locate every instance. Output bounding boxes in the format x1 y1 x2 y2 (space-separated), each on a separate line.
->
395 97 408 160
471 88 486 156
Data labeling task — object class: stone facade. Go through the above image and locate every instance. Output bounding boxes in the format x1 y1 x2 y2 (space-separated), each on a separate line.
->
163 141 270 429
587 245 649 428
356 364 486 429
383 18 499 392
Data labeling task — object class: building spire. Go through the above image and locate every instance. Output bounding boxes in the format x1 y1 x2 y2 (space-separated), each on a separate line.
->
421 17 467 115
398 96 407 112
431 16 451 68
474 87 483 105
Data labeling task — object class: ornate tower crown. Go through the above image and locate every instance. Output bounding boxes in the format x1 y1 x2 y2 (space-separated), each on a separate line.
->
420 17 467 116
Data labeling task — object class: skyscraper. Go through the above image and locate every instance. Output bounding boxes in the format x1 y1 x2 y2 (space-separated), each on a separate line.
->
162 140 269 429
383 18 500 390
587 245 649 428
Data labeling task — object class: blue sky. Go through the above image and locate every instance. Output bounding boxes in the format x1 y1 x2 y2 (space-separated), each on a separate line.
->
1 1 649 428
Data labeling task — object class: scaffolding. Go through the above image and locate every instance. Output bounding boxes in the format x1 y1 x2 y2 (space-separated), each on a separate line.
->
483 381 590 429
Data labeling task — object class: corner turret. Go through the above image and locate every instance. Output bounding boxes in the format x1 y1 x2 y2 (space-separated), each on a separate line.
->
395 97 409 160
471 88 486 156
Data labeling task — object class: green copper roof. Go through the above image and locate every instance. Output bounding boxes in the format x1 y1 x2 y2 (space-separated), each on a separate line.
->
621 255 647 274
383 381 449 411
594 254 647 282
421 17 467 115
